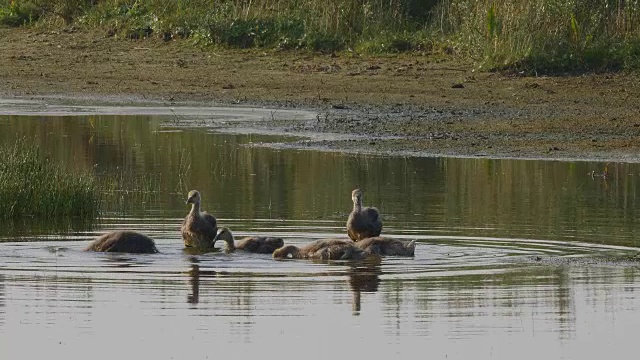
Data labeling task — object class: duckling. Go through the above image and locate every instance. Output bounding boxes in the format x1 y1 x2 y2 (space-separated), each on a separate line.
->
354 237 416 257
181 190 217 250
272 238 369 260
214 227 284 254
346 188 383 241
85 230 158 254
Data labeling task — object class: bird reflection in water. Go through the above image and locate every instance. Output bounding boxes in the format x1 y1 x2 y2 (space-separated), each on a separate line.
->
348 258 382 315
188 262 200 305
187 257 220 306
186 257 382 314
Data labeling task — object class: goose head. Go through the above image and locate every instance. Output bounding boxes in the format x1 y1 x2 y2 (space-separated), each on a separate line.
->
186 190 202 205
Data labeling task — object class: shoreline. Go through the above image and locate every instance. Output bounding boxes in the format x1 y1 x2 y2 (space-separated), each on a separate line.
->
0 96 636 164
2 28 640 163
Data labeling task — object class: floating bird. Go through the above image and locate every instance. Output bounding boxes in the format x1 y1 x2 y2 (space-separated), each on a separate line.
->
273 238 369 260
354 237 416 256
85 230 158 254
181 190 217 250
214 227 284 254
346 188 383 241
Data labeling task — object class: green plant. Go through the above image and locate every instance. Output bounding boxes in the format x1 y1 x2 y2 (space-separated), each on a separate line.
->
6 0 640 72
0 1 42 26
0 139 99 219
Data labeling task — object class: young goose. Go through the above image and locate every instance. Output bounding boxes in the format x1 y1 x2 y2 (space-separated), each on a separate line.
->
272 238 369 260
354 237 416 257
85 231 158 254
346 189 383 241
214 227 284 254
181 190 217 250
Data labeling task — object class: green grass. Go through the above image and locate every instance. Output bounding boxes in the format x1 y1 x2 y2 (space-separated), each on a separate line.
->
2 0 640 72
0 139 99 219
436 0 640 73
0 1 41 26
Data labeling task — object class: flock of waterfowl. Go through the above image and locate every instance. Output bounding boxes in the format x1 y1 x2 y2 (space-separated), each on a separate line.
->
86 188 416 260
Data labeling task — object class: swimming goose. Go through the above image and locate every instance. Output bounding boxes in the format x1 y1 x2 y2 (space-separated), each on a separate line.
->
214 227 284 254
346 189 383 241
354 237 416 256
85 230 158 254
181 190 217 249
272 238 368 260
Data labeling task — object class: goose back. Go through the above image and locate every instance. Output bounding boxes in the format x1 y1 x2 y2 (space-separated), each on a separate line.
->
273 238 368 260
354 237 415 256
86 231 158 254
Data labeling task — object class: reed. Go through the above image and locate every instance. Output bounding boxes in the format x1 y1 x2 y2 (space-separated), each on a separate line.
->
98 171 161 215
436 0 640 72
2 0 640 71
0 139 99 219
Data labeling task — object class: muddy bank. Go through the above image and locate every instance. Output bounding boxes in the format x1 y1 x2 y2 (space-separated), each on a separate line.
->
1 27 640 162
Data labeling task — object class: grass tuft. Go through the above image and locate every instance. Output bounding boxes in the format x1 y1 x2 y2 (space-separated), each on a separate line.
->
0 1 41 26
0 138 99 220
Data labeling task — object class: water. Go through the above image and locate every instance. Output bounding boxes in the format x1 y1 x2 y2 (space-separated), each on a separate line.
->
1 105 640 359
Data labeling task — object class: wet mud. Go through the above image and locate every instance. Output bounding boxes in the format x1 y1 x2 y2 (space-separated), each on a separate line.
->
2 27 640 162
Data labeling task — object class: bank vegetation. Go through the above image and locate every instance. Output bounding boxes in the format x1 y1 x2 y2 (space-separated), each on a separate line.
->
1 0 640 72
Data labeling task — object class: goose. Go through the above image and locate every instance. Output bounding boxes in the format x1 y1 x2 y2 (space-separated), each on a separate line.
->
181 190 217 249
354 237 415 256
272 238 369 260
346 188 383 241
85 230 158 254
214 227 284 254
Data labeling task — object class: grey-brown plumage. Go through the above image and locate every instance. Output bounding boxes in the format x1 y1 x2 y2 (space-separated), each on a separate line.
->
354 237 416 257
272 238 369 260
346 189 383 241
85 231 158 254
181 190 217 250
214 227 284 254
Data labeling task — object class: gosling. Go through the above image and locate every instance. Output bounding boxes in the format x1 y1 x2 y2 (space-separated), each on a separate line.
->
181 190 217 250
354 237 416 257
273 238 368 260
85 230 158 254
214 227 284 254
346 189 383 241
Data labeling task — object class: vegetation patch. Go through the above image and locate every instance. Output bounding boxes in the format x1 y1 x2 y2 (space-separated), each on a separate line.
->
439 0 640 73
0 139 99 219
2 0 640 72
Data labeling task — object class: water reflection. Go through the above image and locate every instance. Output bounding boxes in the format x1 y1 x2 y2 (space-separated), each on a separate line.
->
0 236 638 359
348 261 382 314
186 254 383 316
1 114 640 248
2 111 640 359
188 262 201 305
187 258 223 306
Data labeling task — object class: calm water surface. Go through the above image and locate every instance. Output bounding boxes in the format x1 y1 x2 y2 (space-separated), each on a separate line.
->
1 109 640 359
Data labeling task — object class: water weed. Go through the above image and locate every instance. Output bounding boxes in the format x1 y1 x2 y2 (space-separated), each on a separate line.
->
0 139 99 219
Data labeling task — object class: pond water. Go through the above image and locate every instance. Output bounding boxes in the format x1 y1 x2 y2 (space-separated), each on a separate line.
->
1 105 640 359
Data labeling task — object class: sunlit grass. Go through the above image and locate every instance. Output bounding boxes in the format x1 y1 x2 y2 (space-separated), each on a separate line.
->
2 0 640 71
436 0 640 72
0 139 99 219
